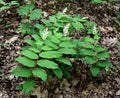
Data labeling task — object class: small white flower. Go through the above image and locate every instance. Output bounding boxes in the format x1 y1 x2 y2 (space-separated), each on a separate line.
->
82 17 88 19
42 11 48 18
63 23 70 36
63 7 68 14
42 28 49 40
93 25 97 34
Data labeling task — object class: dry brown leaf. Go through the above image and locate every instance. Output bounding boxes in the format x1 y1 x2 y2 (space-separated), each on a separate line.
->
5 35 18 44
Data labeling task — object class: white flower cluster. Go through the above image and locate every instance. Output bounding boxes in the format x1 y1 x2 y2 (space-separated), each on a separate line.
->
42 11 48 18
63 7 68 14
63 23 70 37
41 28 49 40
93 25 97 34
82 17 88 19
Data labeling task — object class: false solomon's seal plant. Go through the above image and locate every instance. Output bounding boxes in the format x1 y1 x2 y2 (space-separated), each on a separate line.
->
11 3 113 94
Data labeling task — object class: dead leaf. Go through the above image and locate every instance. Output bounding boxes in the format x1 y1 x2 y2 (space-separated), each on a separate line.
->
5 35 18 44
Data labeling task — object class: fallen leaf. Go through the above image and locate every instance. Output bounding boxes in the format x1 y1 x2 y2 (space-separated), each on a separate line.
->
5 35 18 44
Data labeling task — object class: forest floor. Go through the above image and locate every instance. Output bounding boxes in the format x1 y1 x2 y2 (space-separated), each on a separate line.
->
0 0 120 98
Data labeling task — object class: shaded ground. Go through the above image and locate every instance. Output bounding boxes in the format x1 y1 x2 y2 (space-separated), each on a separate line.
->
0 0 120 98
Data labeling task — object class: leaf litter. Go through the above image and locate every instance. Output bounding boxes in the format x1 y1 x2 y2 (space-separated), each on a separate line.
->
0 0 120 98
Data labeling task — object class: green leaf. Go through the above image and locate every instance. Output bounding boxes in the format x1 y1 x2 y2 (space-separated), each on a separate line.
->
29 9 42 20
73 15 87 22
117 12 120 19
77 42 84 47
79 48 94 56
41 46 53 50
94 35 100 40
0 0 6 5
117 42 120 47
54 23 64 28
37 59 59 69
48 36 60 44
97 60 113 68
72 21 84 31
84 56 97 64
44 40 59 49
117 52 120 56
35 24 46 30
10 1 18 5
95 46 106 53
24 39 36 47
82 37 94 43
32 68 47 81
60 15 72 21
49 15 57 22
57 19 70 23
16 57 35 67
0 6 10 11
31 34 43 46
118 63 120 66
78 42 94 49
40 51 62 58
23 80 35 94
35 40 43 46
54 33 63 39
16 84 23 90
86 21 97 28
18 4 34 15
11 68 32 77
90 66 100 77
32 34 42 41
28 47 40 53
21 46 30 51
53 68 63 79
56 12 63 19
61 37 71 41
41 19 52 27
56 58 72 66
58 48 77 54
21 50 38 59
115 20 120 26
91 0 104 3
87 29 93 34
96 52 110 58
19 22 31 34
72 39 80 45
59 41 76 48
68 24 74 33
61 66 71 79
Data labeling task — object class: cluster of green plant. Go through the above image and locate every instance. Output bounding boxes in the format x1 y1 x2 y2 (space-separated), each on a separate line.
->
78 37 112 76
91 0 118 4
115 12 120 26
0 0 18 11
11 3 113 94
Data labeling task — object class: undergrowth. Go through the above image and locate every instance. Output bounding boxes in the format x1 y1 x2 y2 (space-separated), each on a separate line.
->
11 3 116 94
0 0 18 11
